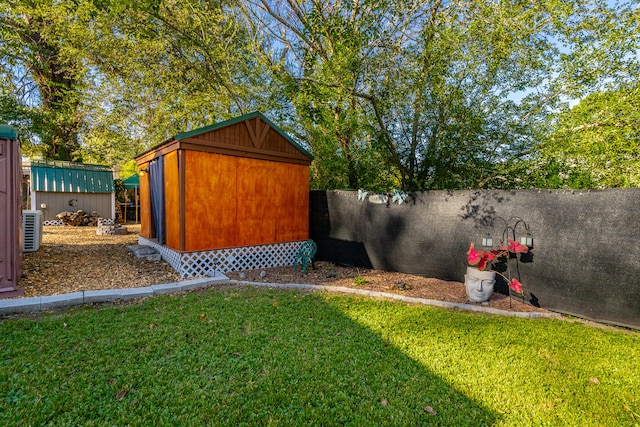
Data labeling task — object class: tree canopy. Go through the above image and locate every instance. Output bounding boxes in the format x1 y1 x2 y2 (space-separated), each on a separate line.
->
0 0 88 160
536 83 640 188
1 0 638 189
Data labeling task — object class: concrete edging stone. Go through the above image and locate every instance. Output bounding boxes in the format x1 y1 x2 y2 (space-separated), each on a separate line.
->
0 275 230 315
231 280 563 320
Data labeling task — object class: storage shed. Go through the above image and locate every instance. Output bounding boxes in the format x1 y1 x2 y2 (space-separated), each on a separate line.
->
134 111 313 277
0 124 24 298
30 160 115 224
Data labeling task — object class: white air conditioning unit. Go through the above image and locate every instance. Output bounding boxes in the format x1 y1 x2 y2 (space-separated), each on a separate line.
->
22 210 44 252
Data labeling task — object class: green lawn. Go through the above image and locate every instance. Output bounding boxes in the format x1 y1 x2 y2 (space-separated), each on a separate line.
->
1 287 638 426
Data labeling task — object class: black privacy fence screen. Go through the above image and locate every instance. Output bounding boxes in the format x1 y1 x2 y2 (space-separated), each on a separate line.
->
310 189 640 329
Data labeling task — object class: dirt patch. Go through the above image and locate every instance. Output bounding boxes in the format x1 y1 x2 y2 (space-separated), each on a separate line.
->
16 225 549 314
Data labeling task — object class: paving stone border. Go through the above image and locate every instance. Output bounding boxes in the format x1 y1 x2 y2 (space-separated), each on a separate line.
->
0 276 229 315
231 280 563 320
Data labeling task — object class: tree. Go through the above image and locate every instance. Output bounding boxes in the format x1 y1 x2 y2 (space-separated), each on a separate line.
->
244 0 638 191
81 0 269 147
2 0 637 191
512 0 640 189
2 0 267 165
242 0 405 190
0 0 88 160
535 84 640 188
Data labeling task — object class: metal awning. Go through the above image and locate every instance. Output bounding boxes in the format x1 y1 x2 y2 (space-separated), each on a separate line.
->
123 174 140 189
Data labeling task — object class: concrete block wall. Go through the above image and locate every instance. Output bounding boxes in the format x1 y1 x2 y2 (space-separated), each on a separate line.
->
310 189 640 329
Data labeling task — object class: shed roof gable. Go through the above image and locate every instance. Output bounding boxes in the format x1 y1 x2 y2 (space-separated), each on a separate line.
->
136 111 313 166
174 112 313 159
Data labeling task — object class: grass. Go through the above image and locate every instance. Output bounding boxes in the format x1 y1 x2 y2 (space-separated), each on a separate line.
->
1 287 638 426
352 276 369 286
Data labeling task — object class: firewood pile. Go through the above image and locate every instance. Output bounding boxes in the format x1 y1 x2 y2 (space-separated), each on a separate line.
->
56 210 100 226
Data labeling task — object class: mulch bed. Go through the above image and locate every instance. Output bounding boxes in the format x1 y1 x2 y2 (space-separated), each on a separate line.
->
16 225 550 314
225 263 549 313
19 225 184 297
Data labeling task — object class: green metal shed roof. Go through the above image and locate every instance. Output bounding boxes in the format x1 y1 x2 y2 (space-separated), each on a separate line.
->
0 124 17 140
122 174 140 188
31 160 114 193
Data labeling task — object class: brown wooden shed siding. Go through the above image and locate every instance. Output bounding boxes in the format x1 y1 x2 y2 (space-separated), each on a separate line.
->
164 151 180 250
183 151 309 251
0 135 22 290
184 151 237 250
139 163 151 239
236 157 276 246
135 113 312 252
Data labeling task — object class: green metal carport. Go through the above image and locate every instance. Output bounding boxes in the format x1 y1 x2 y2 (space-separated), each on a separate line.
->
122 174 140 223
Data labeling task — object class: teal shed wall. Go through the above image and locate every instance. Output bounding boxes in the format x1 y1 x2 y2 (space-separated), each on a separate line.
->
30 160 114 193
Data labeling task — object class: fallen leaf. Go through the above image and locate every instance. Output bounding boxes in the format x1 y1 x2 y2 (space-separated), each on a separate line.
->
199 313 206 320
380 398 389 407
425 405 437 415
116 389 128 401
148 323 155 329
273 301 279 307
589 377 600 384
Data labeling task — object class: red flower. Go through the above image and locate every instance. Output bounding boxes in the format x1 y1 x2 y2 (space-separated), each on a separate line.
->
509 278 523 293
468 243 502 271
484 251 497 262
507 239 529 254
467 243 482 266
477 256 487 270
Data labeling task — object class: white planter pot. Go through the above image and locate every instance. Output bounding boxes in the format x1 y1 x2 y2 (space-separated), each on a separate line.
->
465 266 496 303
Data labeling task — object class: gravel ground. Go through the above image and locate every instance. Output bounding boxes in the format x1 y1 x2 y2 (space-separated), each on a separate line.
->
19 225 184 297
17 225 549 313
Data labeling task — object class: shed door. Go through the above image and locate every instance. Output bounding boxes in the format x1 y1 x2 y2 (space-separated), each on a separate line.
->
149 157 166 245
0 137 21 287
